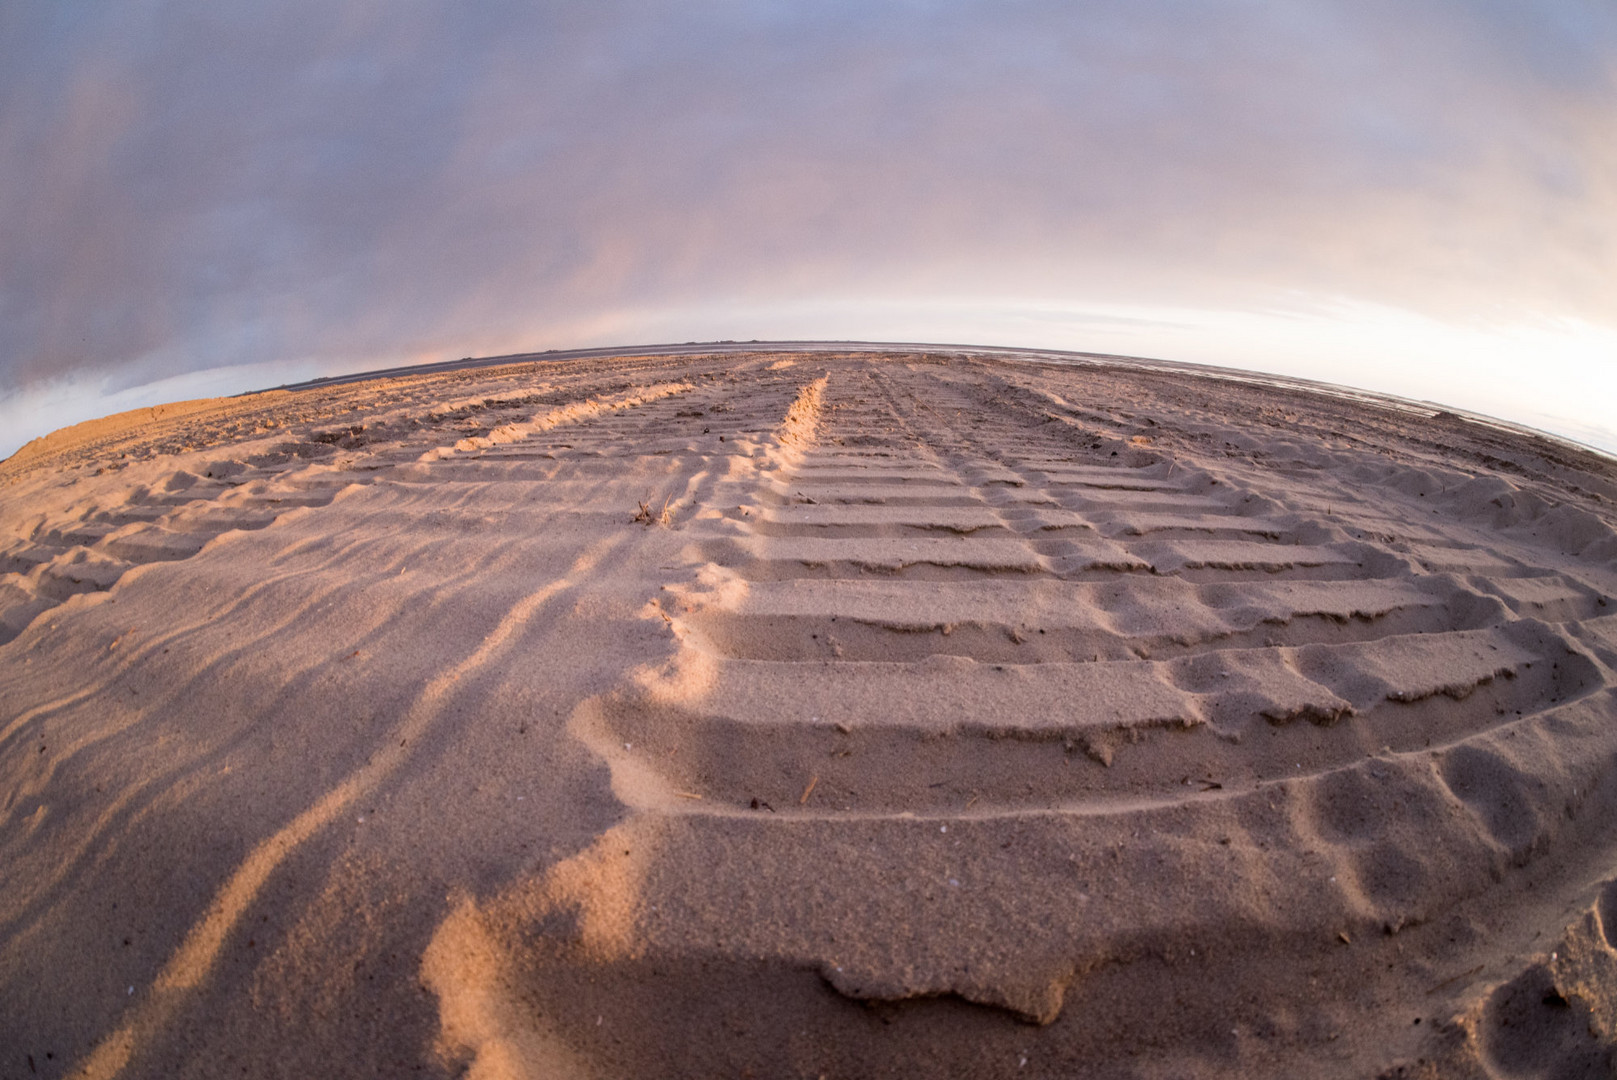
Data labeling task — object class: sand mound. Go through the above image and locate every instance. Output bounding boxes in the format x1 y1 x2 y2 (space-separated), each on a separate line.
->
3 349 1616 1078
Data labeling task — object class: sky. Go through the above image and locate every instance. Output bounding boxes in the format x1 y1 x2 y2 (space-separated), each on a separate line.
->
2 1 1614 458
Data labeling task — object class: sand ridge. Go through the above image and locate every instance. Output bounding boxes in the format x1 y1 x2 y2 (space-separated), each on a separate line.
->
2 350 1616 1077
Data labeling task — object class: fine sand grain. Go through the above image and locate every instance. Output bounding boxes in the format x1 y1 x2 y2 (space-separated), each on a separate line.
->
3 348 1617 1078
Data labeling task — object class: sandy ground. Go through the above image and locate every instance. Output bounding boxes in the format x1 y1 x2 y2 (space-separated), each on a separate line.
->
2 349 1617 1079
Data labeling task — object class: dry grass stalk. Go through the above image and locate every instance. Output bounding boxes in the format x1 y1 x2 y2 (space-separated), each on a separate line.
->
632 495 673 526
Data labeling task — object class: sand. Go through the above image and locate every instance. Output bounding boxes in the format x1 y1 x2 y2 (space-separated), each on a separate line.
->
2 347 1616 1078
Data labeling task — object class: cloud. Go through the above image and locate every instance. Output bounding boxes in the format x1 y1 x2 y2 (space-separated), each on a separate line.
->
1 1 1614 443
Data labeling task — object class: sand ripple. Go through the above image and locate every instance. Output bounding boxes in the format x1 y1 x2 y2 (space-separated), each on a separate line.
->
2 350 1615 1078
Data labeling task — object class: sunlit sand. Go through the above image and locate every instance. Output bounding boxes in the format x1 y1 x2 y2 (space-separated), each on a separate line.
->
3 348 1616 1078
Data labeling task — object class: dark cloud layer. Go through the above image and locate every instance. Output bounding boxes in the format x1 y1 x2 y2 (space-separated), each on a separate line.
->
1 2 1613 413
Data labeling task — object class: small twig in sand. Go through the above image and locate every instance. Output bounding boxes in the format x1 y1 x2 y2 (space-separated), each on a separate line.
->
673 790 704 800
800 775 819 805
632 494 674 526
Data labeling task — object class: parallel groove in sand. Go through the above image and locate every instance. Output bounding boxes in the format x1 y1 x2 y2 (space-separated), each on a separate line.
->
5 352 1614 1078
612 368 1596 816
543 362 1617 1037
0 377 706 644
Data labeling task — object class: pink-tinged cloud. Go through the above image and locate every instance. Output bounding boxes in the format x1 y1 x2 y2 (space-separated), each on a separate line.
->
1 1 1614 455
